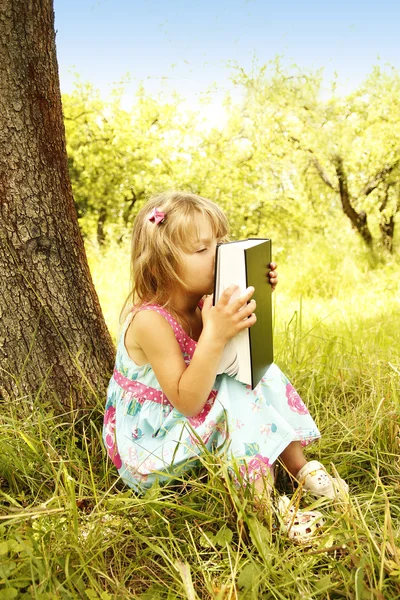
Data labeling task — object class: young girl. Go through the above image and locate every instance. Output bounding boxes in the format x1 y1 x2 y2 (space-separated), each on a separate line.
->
103 192 348 539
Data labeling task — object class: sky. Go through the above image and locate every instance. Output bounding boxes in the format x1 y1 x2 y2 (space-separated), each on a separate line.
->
54 0 400 114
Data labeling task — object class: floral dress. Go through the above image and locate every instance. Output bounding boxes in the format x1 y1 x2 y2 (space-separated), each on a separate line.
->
103 304 321 493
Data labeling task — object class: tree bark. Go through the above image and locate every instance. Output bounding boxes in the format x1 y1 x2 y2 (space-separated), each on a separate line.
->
333 156 374 248
0 0 115 408
378 184 397 253
379 216 395 253
122 188 142 227
362 158 400 197
97 206 107 246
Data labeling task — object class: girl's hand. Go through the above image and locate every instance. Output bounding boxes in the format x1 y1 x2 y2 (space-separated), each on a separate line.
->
268 262 278 291
201 285 256 345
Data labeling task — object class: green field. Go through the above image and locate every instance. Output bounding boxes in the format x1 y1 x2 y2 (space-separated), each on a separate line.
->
1 237 399 599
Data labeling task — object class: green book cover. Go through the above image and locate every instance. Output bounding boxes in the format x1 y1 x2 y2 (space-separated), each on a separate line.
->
213 238 273 388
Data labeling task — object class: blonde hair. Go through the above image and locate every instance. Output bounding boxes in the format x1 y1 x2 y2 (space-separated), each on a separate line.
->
120 191 229 321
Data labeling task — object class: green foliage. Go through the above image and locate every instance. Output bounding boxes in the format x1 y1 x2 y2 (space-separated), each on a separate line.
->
2 62 400 599
63 81 190 242
232 60 400 248
63 64 400 253
1 245 400 598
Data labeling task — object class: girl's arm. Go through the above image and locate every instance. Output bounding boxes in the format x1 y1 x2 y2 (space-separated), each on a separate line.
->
130 286 256 417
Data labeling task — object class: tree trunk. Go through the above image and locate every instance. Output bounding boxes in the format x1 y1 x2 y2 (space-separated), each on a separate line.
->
378 184 397 253
379 216 395 253
333 156 374 248
97 206 107 246
122 189 142 227
0 0 115 408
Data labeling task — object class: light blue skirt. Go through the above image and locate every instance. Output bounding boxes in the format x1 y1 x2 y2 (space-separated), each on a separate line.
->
103 363 321 493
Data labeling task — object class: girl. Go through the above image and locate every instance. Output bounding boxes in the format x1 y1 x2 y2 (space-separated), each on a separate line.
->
103 192 348 539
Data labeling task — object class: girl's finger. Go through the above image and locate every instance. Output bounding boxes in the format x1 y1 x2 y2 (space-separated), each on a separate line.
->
231 286 255 310
202 294 213 311
235 298 256 319
237 311 257 330
218 284 239 305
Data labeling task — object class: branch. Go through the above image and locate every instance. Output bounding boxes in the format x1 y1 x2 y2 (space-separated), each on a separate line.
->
237 153 254 167
362 155 400 196
122 189 144 225
378 183 394 213
64 111 90 121
288 136 338 191
310 156 337 190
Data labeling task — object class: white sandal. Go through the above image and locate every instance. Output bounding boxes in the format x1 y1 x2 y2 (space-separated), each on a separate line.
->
296 461 349 499
277 495 325 544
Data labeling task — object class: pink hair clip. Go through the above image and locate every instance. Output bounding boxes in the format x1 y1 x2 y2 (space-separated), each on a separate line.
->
148 207 166 224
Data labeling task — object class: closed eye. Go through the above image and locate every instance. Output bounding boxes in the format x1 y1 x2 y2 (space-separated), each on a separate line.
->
196 248 207 253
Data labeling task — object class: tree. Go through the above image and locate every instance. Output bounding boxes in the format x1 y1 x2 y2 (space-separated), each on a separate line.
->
64 83 190 244
0 0 115 408
64 80 315 245
234 61 400 252
62 77 342 247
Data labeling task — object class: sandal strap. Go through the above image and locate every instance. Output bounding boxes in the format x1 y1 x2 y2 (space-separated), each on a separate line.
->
295 461 349 499
295 460 326 482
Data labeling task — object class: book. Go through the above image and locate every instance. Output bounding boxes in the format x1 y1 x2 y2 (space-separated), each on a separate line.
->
213 238 273 389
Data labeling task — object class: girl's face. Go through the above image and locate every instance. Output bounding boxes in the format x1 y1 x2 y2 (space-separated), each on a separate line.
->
179 214 218 296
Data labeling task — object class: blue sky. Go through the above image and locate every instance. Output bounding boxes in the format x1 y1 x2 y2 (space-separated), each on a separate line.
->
54 0 400 105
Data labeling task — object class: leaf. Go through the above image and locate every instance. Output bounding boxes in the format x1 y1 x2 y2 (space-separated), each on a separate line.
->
214 526 233 547
0 541 9 555
18 432 40 456
247 518 271 561
314 575 332 593
138 587 165 600
238 563 262 590
0 589 18 600
355 558 368 599
174 561 197 600
199 532 216 548
7 540 26 554
386 559 400 578
0 561 16 580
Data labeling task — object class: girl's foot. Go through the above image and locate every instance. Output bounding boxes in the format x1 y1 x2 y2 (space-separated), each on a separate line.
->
296 460 349 499
277 495 325 544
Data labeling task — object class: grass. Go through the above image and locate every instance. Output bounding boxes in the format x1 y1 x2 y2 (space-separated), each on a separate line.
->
0 238 399 599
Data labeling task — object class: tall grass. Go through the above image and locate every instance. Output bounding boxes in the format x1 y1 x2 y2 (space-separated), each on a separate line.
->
1 237 399 599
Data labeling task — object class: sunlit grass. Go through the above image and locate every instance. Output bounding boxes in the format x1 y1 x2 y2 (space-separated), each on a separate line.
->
86 238 131 342
1 236 399 598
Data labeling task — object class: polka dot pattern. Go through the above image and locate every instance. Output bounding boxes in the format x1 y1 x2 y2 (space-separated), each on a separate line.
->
139 304 198 358
113 367 171 406
104 302 322 494
113 303 211 413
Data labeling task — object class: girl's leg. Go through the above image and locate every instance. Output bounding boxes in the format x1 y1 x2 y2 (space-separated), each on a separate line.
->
279 441 349 499
252 442 307 505
279 441 307 476
251 458 326 544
